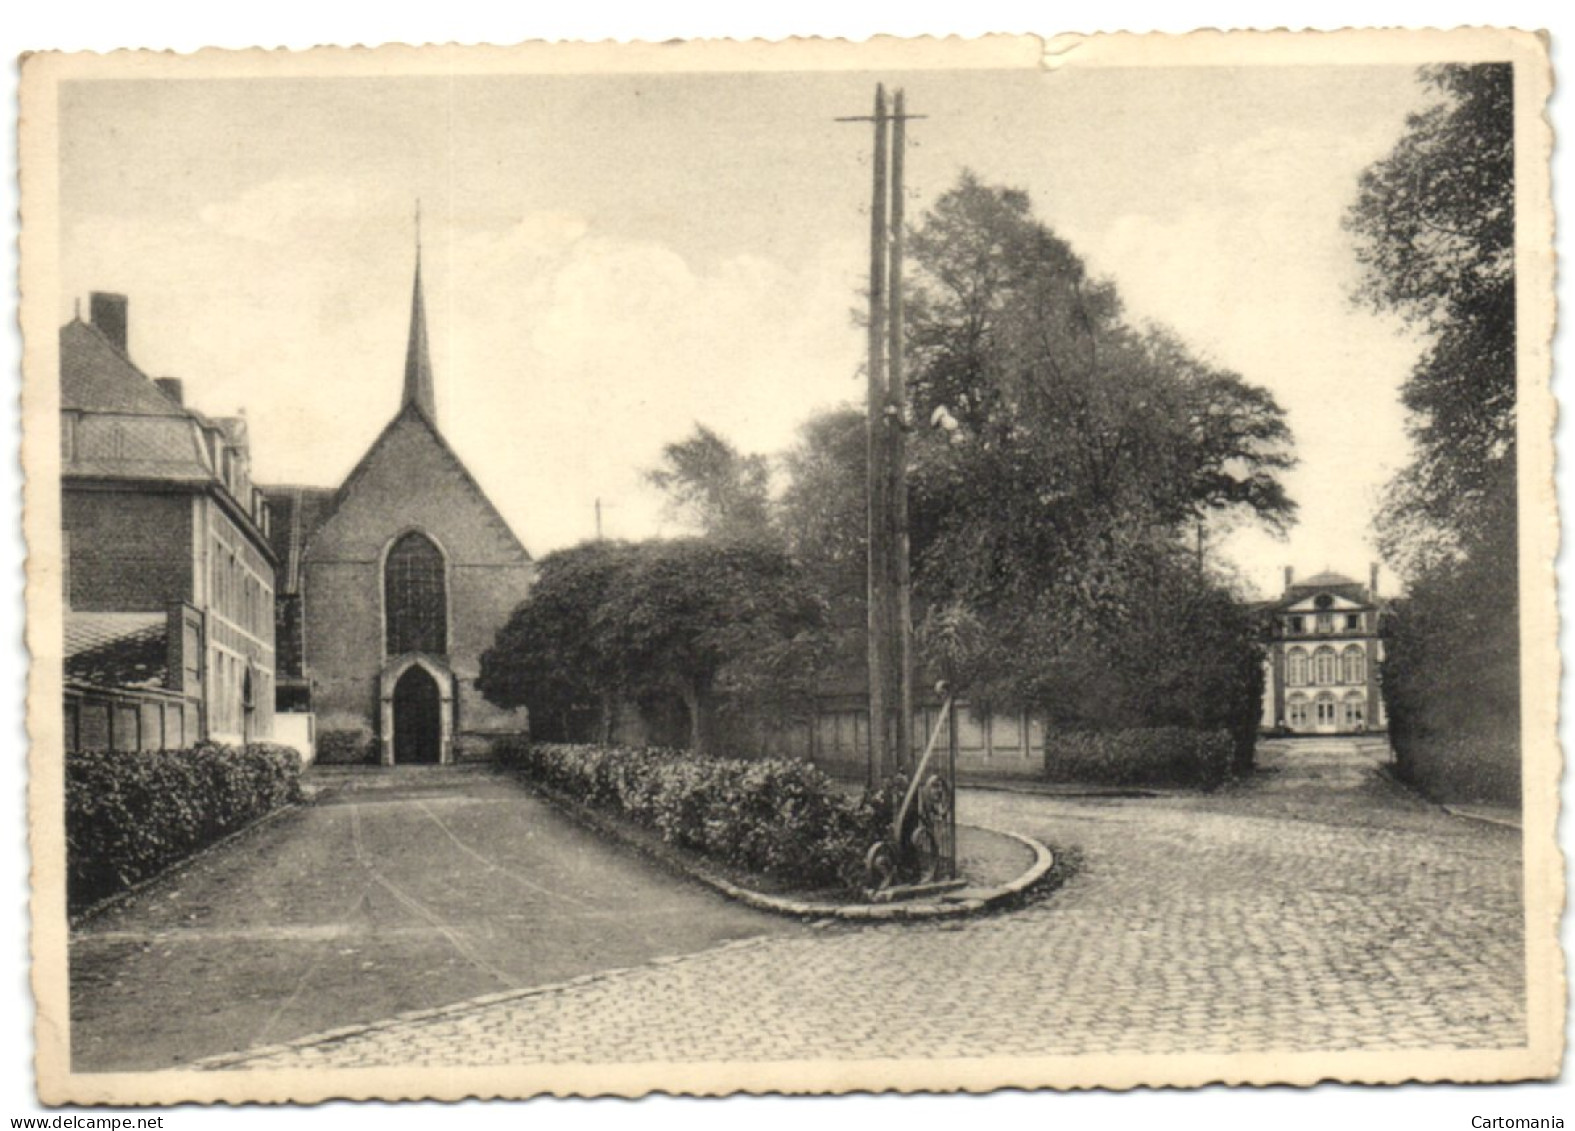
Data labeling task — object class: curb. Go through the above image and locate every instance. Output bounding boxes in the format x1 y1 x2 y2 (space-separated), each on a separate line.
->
69 800 305 931
959 779 1166 801
1440 804 1523 831
520 776 1055 922
1375 764 1522 828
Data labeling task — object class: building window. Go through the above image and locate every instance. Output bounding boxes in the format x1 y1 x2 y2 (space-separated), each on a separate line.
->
1343 693 1365 727
1346 613 1361 631
1314 647 1337 685
1286 648 1309 687
385 531 447 656
1316 694 1337 727
1288 694 1309 729
1316 613 1333 633
1342 645 1365 685
1288 615 1304 634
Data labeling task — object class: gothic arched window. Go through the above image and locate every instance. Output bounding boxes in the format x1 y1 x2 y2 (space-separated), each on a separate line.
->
385 531 447 656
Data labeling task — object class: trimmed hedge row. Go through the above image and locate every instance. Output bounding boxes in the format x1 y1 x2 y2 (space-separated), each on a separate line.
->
1042 727 1232 789
496 740 885 889
67 742 303 912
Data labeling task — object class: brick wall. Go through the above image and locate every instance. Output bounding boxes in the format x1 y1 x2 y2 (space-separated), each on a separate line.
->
63 488 192 611
300 411 533 747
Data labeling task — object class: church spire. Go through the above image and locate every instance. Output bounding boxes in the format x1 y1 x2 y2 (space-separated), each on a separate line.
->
403 201 437 422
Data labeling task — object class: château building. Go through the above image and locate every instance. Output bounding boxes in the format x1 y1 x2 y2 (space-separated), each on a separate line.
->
1260 566 1387 734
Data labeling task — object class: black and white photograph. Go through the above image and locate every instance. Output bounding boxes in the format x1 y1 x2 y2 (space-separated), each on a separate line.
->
15 25 1560 1107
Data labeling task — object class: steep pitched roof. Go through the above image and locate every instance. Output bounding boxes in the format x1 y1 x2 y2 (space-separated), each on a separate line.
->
259 485 338 593
328 401 531 561
60 320 185 417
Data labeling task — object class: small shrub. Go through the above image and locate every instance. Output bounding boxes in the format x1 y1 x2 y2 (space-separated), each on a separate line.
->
66 742 303 911
1041 727 1232 789
495 739 883 889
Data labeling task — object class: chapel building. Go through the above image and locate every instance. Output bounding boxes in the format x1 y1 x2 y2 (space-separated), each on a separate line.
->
262 248 533 764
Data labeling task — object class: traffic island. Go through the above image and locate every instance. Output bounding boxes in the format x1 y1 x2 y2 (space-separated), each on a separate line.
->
521 774 1056 922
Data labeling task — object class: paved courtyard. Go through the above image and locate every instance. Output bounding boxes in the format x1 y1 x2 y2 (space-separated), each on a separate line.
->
195 739 1524 1069
70 766 803 1071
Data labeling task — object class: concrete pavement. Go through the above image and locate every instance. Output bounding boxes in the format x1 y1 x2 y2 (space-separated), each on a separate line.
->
69 765 802 1071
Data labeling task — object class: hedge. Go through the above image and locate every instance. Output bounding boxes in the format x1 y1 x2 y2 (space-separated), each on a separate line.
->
1041 727 1232 789
67 742 303 912
315 721 375 764
496 740 886 889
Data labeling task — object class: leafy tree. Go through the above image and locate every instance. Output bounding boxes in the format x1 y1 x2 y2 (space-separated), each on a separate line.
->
481 538 825 756
891 173 1291 746
600 539 825 754
1346 63 1515 574
778 406 869 622
477 540 639 742
645 423 774 542
907 172 1295 570
760 174 1290 755
1346 64 1519 802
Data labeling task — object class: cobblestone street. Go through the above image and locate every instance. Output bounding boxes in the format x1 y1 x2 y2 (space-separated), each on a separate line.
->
211 741 1525 1069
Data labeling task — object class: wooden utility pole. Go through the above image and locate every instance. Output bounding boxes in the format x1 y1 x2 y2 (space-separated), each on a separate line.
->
864 85 892 787
887 89 914 775
839 85 924 788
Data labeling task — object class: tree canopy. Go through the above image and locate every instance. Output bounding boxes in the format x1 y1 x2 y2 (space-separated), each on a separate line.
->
898 173 1291 735
480 538 824 754
1346 63 1515 574
1345 63 1519 802
644 423 774 542
477 540 638 743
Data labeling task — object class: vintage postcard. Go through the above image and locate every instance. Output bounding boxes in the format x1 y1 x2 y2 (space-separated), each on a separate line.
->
19 28 1560 1105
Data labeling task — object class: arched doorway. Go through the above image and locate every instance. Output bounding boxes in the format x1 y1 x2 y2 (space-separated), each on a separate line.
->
392 664 442 764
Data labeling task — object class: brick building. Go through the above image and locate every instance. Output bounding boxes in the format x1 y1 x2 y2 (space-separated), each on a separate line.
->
1260 566 1387 734
262 250 533 764
61 293 278 752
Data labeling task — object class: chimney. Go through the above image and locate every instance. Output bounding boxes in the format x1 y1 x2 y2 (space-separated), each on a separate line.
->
89 292 129 354
154 378 184 406
1369 562 1380 599
1283 565 1294 592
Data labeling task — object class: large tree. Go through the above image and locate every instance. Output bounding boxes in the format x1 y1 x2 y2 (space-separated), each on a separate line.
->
1346 63 1515 574
644 422 774 542
600 539 825 753
1345 64 1519 802
763 174 1294 753
480 538 824 755
477 540 639 742
896 174 1293 741
778 406 868 616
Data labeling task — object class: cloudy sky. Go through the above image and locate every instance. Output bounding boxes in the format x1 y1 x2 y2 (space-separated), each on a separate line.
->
58 63 1433 598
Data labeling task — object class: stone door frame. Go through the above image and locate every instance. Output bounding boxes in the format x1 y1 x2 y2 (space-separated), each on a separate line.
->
378 653 454 766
